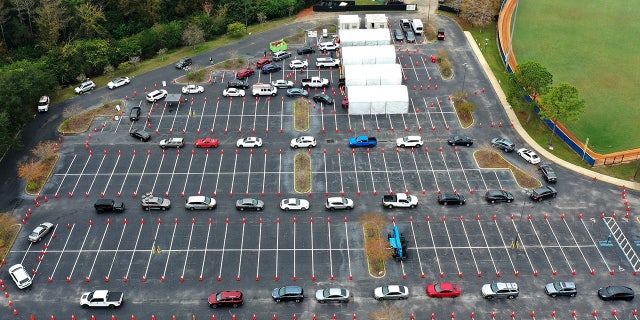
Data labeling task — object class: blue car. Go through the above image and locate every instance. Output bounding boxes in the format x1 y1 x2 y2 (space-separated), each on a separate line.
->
262 63 282 74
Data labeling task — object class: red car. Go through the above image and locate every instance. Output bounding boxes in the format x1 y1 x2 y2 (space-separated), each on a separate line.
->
195 137 219 148
426 283 461 298
256 57 273 69
208 291 244 308
236 68 255 80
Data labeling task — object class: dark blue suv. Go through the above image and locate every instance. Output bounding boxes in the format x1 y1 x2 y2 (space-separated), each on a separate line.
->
261 63 282 74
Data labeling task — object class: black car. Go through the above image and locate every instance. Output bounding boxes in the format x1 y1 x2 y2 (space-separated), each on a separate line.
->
261 63 282 74
491 137 515 152
404 30 416 43
227 79 249 89
437 193 465 205
539 164 557 183
297 46 315 55
272 286 304 303
597 286 634 301
129 106 141 121
393 29 405 42
175 57 192 69
130 128 151 142
313 94 334 105
235 198 265 211
94 198 125 213
529 185 557 201
485 190 514 203
447 136 473 147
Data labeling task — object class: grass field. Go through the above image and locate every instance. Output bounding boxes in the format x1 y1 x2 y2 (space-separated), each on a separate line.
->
512 0 640 153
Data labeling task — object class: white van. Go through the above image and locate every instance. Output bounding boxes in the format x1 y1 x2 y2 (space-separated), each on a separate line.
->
411 19 423 35
252 83 278 96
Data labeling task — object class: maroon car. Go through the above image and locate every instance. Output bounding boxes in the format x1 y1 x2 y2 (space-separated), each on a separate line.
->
208 291 244 308
236 68 255 80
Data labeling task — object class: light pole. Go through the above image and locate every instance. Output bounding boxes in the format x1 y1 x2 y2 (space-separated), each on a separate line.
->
461 63 468 93
484 38 489 52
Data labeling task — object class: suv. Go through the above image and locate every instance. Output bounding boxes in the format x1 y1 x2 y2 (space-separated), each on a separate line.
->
130 128 151 141
227 79 249 89
175 57 192 69
74 79 96 94
38 95 50 112
141 193 171 211
208 291 244 308
545 281 577 297
185 196 216 210
94 198 125 213
159 137 185 149
272 286 304 303
256 57 273 68
481 282 518 299
529 185 557 201
146 89 168 102
539 164 557 183
491 137 515 152
325 197 354 210
272 51 291 61
236 67 255 80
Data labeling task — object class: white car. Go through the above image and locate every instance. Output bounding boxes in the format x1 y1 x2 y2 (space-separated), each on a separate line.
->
107 77 131 89
146 89 168 102
271 79 294 89
374 285 409 301
9 264 32 289
182 84 205 94
289 59 308 69
74 79 96 94
318 42 339 51
396 136 423 147
290 136 317 148
223 88 246 97
237 137 263 148
279 198 310 211
517 148 541 164
325 197 354 210
28 222 54 242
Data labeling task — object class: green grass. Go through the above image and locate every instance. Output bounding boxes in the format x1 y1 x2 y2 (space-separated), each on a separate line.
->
512 0 640 153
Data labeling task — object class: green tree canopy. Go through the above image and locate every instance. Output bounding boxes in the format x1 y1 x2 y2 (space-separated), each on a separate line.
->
512 61 553 99
539 82 586 146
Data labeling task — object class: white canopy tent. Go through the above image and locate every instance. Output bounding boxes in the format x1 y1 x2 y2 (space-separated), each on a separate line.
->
343 64 403 86
341 45 397 65
346 85 409 115
338 15 360 30
338 29 391 46
364 14 388 29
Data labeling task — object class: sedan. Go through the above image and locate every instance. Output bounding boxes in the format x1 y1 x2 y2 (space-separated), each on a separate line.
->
141 193 171 210
107 77 131 89
272 286 304 303
313 94 334 105
8 264 32 289
236 137 263 148
286 88 309 97
517 148 541 164
290 136 317 148
485 190 514 203
236 67 255 80
404 30 416 43
280 198 310 211
185 196 216 210
223 88 246 97
447 136 473 147
182 84 205 94
261 63 282 74
539 164 557 183
396 136 423 147
325 197 354 210
227 79 249 89
437 193 465 205
374 285 409 301
129 106 141 121
426 283 461 298
393 29 405 42
271 79 294 89
529 186 557 201
129 128 151 142
297 47 315 55
315 288 350 303
597 286 634 301
235 198 264 211
491 137 515 152
28 222 54 242
545 281 576 297
289 59 308 69
195 137 219 148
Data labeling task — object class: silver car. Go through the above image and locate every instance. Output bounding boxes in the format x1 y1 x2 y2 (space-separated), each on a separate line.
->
28 222 54 242
315 288 350 303
185 196 216 210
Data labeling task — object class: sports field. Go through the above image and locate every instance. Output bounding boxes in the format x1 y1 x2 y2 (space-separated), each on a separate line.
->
512 0 640 153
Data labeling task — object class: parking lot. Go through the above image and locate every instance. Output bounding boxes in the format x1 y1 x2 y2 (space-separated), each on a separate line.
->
2 14 640 320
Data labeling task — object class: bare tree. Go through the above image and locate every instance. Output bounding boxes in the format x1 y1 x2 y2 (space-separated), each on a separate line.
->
182 23 205 49
157 48 168 61
203 1 213 17
33 0 70 49
128 56 140 69
256 12 267 24
32 141 57 160
63 104 83 119
460 0 500 31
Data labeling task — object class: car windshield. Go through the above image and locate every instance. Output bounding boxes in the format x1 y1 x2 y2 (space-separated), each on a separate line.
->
434 283 442 292
553 282 563 290
216 292 223 300
323 289 331 297
30 231 39 237
490 284 499 292
382 286 389 294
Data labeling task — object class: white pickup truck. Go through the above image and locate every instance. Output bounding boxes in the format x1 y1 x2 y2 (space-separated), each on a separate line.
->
80 290 124 308
301 76 330 88
382 194 418 208
315 57 340 68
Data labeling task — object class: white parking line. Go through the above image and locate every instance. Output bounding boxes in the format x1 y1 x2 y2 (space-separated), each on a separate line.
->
263 98 270 133
277 150 282 196
509 217 536 275
238 98 246 133
216 219 229 281
322 149 328 196
160 219 178 281
119 151 135 197
310 217 315 280
168 101 181 134
366 149 377 195
261 150 267 196
142 219 162 281
182 100 192 133
275 217 280 280
381 149 393 194
436 97 449 129
526 217 555 274
224 99 233 133
209 99 220 134
245 150 253 196
198 218 213 281
86 219 110 282
212 150 223 197
32 224 58 277
491 216 517 276
421 97 436 130
124 219 144 282
149 150 165 195
343 217 353 280
85 152 107 197
452 149 472 192
458 217 481 276
391 218 407 278
441 217 462 277
196 99 208 133
394 149 408 193
562 215 592 273
476 216 502 276
293 217 297 280
279 97 284 132
48 223 74 282
409 98 422 130
230 149 238 196
236 218 246 281
182 150 196 196
165 150 181 196
408 217 425 278
105 220 127 282
425 216 443 276
350 150 361 196
102 150 122 197
180 218 197 281
408 149 425 193
327 217 334 280
255 218 262 281
578 217 611 273
69 152 91 198
337 148 344 194
66 221 93 282
543 215 573 273
54 154 76 198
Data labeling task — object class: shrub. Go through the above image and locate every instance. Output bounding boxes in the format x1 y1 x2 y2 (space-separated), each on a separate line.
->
227 22 246 38
440 59 453 78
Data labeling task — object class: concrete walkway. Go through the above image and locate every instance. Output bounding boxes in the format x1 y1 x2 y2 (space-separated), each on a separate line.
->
464 31 640 191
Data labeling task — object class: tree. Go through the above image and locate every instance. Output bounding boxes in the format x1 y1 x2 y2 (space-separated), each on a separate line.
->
227 22 245 38
75 3 107 39
539 83 586 147
512 61 553 100
17 159 44 182
34 0 70 50
460 0 500 31
256 12 267 24
181 23 204 49
32 141 56 161
10 0 36 33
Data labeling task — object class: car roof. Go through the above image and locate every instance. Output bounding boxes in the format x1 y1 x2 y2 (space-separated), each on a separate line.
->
282 286 303 293
220 291 243 298
39 96 49 102
327 197 346 202
187 196 206 203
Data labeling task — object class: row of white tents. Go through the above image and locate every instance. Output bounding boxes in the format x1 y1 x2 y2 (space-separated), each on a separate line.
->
337 15 409 115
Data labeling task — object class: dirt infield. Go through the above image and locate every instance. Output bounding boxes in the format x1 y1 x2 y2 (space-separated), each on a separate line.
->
497 0 640 166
